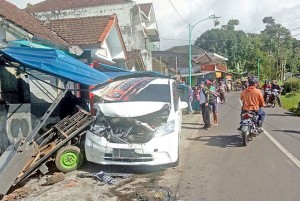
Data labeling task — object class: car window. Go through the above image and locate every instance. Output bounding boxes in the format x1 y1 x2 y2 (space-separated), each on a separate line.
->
131 84 171 102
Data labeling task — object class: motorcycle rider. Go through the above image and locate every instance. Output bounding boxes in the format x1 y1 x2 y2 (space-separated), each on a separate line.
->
262 80 272 103
271 80 282 107
240 78 266 133
262 80 271 91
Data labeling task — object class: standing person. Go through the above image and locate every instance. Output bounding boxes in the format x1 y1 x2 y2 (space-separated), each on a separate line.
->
187 85 194 114
218 80 226 103
208 80 220 126
192 86 201 113
199 81 211 129
227 80 232 92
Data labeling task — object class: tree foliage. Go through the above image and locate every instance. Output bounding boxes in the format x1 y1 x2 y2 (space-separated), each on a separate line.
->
194 17 300 81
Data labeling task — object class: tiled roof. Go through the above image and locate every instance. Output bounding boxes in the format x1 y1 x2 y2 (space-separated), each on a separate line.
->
126 50 137 68
0 0 68 47
26 0 131 13
139 3 152 16
43 16 112 46
126 50 146 71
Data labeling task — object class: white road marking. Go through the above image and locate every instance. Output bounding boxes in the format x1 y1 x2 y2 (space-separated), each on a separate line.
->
263 128 300 169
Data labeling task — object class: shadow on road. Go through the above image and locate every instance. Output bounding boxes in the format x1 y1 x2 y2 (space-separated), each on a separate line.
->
182 122 203 126
78 162 167 175
187 135 244 148
182 125 204 130
266 112 295 117
272 129 300 135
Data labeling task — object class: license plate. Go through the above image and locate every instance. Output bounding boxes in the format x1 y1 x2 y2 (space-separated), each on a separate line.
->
113 149 140 158
240 121 250 126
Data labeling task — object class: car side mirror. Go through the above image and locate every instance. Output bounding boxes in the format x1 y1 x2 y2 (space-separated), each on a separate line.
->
179 101 188 109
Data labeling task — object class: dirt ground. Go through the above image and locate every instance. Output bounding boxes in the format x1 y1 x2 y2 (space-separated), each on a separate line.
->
2 114 196 201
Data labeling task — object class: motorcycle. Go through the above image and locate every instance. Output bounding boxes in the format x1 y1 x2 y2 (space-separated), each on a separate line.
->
269 89 280 108
239 111 262 146
264 88 271 105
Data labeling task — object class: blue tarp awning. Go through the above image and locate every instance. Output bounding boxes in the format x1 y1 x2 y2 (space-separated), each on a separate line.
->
0 47 112 86
8 40 53 49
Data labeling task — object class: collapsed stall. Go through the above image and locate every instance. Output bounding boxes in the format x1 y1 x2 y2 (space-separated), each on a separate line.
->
0 47 111 195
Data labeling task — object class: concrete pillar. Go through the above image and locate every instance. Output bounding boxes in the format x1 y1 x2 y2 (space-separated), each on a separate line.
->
0 104 9 154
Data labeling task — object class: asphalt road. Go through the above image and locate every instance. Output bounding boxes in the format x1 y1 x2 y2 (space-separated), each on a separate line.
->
177 92 300 201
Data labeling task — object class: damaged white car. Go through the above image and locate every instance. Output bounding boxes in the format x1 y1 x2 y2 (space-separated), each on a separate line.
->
85 77 188 166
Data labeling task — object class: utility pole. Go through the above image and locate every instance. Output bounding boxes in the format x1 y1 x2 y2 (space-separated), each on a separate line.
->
257 58 260 81
188 23 192 86
188 15 221 86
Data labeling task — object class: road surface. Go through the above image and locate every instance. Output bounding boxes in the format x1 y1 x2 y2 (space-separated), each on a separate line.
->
177 92 300 201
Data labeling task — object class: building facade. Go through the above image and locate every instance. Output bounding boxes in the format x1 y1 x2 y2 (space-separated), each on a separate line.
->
26 0 160 70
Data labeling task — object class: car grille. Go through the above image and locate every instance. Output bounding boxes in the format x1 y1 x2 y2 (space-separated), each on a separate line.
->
104 149 153 162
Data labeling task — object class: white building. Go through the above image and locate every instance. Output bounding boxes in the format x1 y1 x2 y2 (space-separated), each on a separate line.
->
26 0 160 71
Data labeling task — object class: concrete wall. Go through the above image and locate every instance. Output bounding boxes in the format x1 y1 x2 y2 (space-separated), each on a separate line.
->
0 104 9 154
0 66 67 152
6 104 32 145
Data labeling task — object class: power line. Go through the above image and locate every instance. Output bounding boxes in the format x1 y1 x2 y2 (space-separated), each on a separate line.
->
245 13 300 33
290 26 300 31
160 37 196 42
168 0 188 25
160 37 234 42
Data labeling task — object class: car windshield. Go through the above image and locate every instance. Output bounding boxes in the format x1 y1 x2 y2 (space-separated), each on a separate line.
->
131 84 171 102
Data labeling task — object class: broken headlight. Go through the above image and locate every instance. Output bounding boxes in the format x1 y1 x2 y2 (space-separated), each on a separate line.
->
155 120 175 137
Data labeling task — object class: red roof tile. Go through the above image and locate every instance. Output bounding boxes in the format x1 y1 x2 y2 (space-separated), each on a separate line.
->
126 50 146 71
0 0 68 47
26 0 131 13
43 15 113 46
139 3 152 17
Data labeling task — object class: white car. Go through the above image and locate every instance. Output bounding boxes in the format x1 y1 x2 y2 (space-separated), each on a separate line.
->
84 77 188 166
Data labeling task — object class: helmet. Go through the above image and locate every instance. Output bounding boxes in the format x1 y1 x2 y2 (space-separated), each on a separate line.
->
248 78 256 86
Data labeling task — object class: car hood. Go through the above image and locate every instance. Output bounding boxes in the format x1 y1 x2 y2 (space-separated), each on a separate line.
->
94 102 170 117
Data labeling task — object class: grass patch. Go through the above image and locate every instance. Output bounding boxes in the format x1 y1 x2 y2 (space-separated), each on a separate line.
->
282 92 300 116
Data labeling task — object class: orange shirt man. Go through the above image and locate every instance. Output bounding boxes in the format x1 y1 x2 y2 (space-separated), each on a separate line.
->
240 86 265 111
240 78 265 128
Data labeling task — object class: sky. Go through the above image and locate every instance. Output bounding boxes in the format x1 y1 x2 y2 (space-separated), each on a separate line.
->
6 0 300 50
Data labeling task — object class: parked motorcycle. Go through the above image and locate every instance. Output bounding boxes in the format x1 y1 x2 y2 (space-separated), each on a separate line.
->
239 111 262 146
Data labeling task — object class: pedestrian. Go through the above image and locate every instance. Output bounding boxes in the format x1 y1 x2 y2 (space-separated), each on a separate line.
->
207 80 220 126
199 81 211 129
192 86 201 113
218 80 226 103
188 85 193 114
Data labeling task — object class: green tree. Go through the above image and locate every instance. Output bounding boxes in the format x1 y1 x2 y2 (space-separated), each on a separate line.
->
193 17 300 81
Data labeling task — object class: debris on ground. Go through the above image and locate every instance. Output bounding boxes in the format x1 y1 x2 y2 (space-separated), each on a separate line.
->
0 107 94 195
2 187 34 201
77 171 132 185
45 172 65 185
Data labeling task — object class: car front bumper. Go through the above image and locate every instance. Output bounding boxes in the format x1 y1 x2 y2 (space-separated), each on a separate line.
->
84 130 179 166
